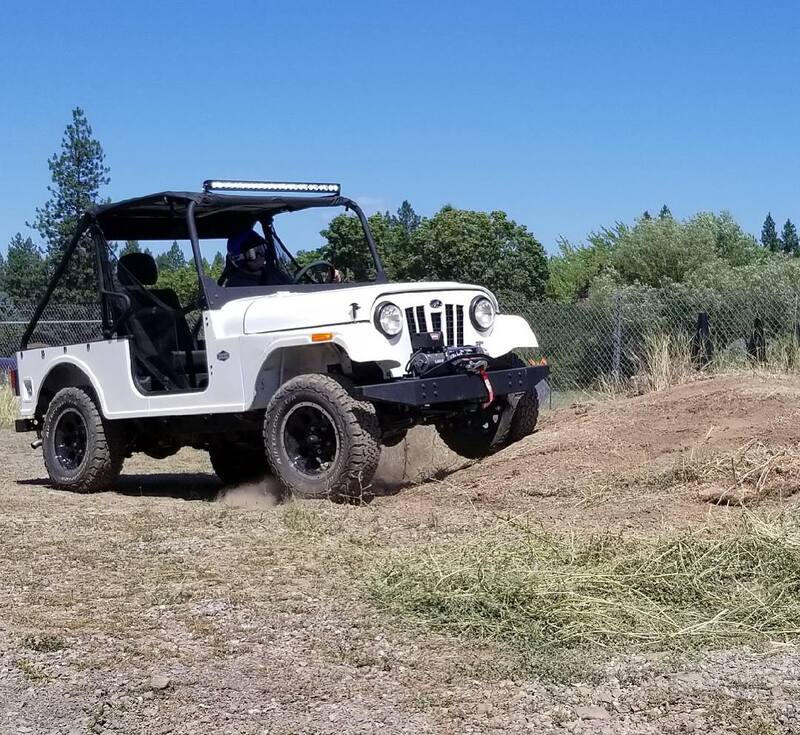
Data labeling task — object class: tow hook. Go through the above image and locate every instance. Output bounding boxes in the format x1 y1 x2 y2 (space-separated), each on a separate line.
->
31 438 43 450
478 367 495 408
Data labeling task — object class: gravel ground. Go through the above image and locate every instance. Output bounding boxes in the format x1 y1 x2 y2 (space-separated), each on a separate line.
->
3 374 800 733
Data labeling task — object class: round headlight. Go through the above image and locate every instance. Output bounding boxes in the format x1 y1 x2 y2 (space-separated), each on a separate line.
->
374 301 403 337
470 296 496 331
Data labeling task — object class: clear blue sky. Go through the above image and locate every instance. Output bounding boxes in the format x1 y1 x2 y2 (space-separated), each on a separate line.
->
1 0 799 257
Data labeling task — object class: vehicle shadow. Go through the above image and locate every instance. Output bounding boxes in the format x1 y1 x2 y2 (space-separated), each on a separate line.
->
17 473 223 502
17 462 471 504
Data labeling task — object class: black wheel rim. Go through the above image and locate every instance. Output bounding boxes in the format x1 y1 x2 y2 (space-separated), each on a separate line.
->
53 408 88 471
281 402 339 477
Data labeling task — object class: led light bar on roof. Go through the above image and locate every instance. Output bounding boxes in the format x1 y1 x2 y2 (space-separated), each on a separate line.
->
203 180 341 195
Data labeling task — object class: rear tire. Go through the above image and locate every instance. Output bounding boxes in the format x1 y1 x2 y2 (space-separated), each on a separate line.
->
209 436 271 486
41 387 124 493
264 374 381 503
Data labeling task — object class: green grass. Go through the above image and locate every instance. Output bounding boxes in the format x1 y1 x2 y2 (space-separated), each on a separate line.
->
0 381 16 427
367 513 800 651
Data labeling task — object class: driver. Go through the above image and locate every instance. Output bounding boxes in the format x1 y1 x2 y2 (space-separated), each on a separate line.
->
221 228 344 287
222 229 292 287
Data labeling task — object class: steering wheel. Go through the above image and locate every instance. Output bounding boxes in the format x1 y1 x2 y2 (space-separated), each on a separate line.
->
293 259 336 284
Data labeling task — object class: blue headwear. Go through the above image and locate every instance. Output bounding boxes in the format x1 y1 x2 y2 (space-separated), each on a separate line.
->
226 230 267 264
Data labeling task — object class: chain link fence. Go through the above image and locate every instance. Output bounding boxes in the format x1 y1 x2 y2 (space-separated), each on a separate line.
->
0 302 103 358
503 286 800 397
4 289 800 397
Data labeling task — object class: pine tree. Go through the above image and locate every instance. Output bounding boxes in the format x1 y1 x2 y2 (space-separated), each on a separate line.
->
3 234 47 303
396 201 421 233
121 240 141 256
780 219 799 256
642 210 652 220
761 212 780 252
659 205 672 219
155 241 186 272
30 108 110 302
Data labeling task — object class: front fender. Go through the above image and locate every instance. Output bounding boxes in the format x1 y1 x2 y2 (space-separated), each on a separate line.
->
481 314 538 357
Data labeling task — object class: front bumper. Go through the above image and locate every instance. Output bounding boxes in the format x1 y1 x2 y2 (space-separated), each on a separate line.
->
355 365 549 407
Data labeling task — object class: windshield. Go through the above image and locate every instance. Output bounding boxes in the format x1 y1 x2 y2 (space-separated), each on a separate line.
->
199 205 381 291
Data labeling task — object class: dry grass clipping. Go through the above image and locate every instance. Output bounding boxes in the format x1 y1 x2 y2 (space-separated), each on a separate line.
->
368 513 800 651
664 441 800 505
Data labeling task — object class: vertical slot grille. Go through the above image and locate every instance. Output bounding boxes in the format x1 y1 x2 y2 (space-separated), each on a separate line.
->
431 311 442 334
456 305 464 346
405 307 416 335
415 305 428 333
445 304 455 346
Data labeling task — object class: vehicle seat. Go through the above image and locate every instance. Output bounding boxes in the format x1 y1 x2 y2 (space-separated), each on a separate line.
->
117 253 207 390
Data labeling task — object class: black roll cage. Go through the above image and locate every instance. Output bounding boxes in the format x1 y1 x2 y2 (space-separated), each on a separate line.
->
21 192 386 349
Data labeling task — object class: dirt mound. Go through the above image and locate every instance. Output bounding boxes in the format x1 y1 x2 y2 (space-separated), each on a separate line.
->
380 374 800 531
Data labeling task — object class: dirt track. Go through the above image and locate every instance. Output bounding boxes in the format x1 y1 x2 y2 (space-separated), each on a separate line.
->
2 374 800 734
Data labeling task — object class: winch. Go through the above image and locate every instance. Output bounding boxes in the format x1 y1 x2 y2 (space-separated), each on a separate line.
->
406 331 489 378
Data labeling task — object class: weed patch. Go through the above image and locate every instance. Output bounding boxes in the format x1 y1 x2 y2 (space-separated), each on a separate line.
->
0 382 16 427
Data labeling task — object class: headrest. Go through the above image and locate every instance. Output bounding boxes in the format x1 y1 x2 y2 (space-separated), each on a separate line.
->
118 252 158 286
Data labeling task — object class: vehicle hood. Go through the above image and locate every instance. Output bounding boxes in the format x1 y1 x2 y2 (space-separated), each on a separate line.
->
235 281 493 335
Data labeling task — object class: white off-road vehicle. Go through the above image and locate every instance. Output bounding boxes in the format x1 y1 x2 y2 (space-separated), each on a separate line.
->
12 181 548 501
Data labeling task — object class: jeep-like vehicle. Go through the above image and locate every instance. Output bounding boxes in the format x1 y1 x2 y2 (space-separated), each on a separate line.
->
12 181 548 501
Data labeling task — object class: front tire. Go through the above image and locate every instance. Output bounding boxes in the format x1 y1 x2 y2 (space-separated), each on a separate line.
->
264 374 381 502
436 402 507 460
41 387 124 493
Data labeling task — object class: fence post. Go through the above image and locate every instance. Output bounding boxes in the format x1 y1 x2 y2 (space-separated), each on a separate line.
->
692 312 713 367
747 318 767 364
611 291 623 383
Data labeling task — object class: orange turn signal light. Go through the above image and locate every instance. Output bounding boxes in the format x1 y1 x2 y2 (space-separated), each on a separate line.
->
311 332 334 342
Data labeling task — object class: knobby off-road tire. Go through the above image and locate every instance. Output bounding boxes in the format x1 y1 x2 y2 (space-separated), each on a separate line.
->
508 388 540 443
41 387 125 493
436 402 508 460
437 354 541 459
209 436 271 486
264 374 381 503
507 354 540 443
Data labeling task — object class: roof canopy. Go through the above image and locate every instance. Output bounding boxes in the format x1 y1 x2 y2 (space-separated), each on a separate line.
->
91 191 350 240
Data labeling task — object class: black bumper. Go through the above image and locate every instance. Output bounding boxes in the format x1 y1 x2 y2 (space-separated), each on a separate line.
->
355 365 549 407
15 418 36 433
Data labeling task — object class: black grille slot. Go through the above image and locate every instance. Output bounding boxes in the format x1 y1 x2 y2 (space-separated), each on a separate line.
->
445 304 455 346
405 307 417 335
431 311 442 334
415 305 428 333
456 305 464 346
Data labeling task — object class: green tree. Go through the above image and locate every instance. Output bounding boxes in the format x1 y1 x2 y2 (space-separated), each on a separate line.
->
155 241 186 272
210 251 225 278
3 234 47 303
610 211 758 288
394 200 421 234
317 212 405 281
546 225 624 302
120 240 141 256
407 208 548 303
642 210 652 220
31 107 110 302
659 204 672 219
780 219 799 256
156 264 200 305
761 212 780 252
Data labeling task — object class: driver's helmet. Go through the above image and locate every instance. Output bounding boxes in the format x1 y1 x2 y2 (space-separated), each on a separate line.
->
227 230 268 272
